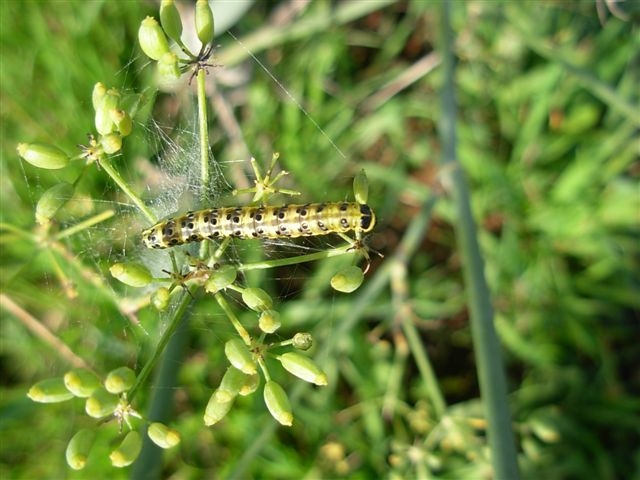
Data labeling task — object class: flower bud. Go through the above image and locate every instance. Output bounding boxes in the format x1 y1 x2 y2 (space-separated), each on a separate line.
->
219 366 247 397
157 52 181 79
101 132 122 154
224 338 257 375
17 143 70 170
85 387 119 419
239 373 259 396
94 90 120 135
195 0 214 45
204 389 234 426
27 377 74 403
205 265 237 293
91 82 108 110
151 287 171 311
110 109 132 137
160 0 183 43
292 332 313 350
110 262 152 287
35 182 75 224
105 366 136 394
241 287 273 312
65 428 95 470
138 16 170 61
64 368 101 398
258 309 281 333
330 266 364 293
94 104 115 136
353 169 370 205
279 352 328 386
110 431 142 467
263 381 293 426
147 422 180 449
530 413 561 443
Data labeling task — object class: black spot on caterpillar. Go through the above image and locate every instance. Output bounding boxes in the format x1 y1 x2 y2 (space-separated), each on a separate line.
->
142 202 376 249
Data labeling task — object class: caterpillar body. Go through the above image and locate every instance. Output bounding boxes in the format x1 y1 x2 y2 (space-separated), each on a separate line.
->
142 202 376 249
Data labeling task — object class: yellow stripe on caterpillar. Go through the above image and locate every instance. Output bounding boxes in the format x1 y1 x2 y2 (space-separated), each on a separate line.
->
142 202 376 249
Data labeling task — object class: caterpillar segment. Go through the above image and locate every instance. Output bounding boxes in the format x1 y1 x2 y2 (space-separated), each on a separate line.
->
142 202 376 249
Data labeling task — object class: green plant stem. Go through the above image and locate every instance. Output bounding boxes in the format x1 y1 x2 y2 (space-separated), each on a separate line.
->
0 222 31 238
215 293 252 345
237 244 357 271
439 2 520 479
389 197 446 418
97 156 157 224
128 288 194 402
196 67 210 202
54 210 115 240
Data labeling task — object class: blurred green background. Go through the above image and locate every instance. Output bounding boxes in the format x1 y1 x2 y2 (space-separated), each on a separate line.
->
1 1 638 478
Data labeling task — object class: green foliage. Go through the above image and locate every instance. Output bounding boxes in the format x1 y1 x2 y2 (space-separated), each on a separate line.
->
1 0 638 478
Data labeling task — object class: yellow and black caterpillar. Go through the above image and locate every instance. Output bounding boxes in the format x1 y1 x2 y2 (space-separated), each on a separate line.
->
142 202 376 249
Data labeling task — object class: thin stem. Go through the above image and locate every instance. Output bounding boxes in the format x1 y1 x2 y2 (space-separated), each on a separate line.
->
237 244 358 272
214 293 252 345
389 200 446 417
196 68 210 203
0 293 92 370
97 156 157 224
0 222 32 238
54 210 115 240
128 288 194 402
439 2 520 479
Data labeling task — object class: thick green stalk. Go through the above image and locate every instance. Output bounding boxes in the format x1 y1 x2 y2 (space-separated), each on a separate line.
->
439 2 520 479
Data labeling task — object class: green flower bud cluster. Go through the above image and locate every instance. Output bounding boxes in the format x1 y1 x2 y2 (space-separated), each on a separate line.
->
90 82 135 156
29 367 180 469
204 325 329 426
17 83 140 228
138 0 216 82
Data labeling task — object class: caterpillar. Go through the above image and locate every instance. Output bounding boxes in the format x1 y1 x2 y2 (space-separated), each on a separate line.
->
142 202 376 249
